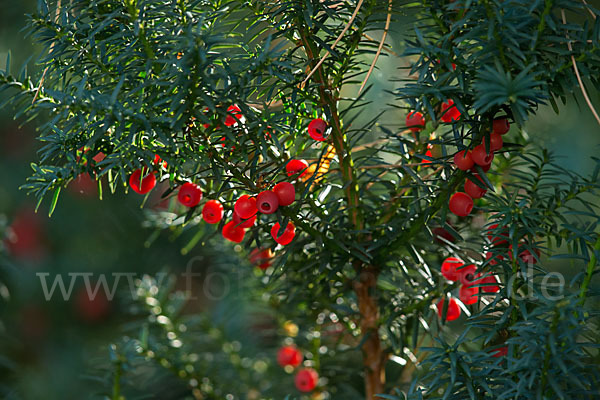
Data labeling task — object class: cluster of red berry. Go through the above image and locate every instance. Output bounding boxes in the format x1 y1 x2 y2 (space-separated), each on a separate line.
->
277 345 319 393
128 112 338 254
485 224 541 268
448 117 509 217
229 182 297 245
437 256 500 321
405 99 463 132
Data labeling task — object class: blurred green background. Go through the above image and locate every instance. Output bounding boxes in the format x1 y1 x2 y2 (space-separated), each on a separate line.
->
1 0 599 399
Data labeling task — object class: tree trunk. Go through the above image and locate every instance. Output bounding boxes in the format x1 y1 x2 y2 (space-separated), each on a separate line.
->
354 267 385 399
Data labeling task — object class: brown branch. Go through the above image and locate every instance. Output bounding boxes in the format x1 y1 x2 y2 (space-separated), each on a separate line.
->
353 266 385 399
561 9 600 127
358 0 392 94
351 138 391 152
302 0 364 86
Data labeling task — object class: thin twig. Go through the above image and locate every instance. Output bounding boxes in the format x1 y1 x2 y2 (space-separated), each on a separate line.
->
360 162 439 170
302 0 364 86
561 9 600 127
351 137 391 152
580 0 597 19
32 0 62 104
358 0 392 94
362 32 397 56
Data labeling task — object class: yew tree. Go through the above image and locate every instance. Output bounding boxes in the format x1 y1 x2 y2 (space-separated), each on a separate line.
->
2 0 600 398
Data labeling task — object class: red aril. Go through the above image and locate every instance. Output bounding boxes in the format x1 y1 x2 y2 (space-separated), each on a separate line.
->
177 182 203 207
406 111 425 132
471 144 494 166
233 211 256 228
129 169 157 195
273 182 295 206
234 195 257 219
489 133 503 151
222 220 245 243
286 159 309 178
486 223 509 247
256 190 279 214
224 104 242 127
493 117 510 135
453 150 474 171
433 227 455 244
295 368 318 392
308 118 327 141
440 99 461 123
249 248 274 270
459 284 479 305
277 345 303 367
202 200 224 224
491 346 508 358
449 192 473 217
478 274 500 293
441 257 464 281
464 174 487 199
458 264 478 286
436 297 461 321
271 222 296 245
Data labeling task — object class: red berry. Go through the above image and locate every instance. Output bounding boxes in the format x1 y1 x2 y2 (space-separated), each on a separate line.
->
294 368 318 392
493 117 510 135
478 274 500 293
256 190 280 214
453 150 474 171
422 149 433 165
233 211 257 228
224 104 242 127
440 99 461 123
153 154 167 169
433 227 455 244
436 297 461 321
286 159 309 178
70 173 98 197
459 284 479 305
458 264 478 286
514 247 541 264
434 59 456 70
234 195 257 219
177 182 203 207
491 346 508 358
129 169 157 195
464 174 487 199
489 133 503 151
485 251 504 265
202 200 224 224
271 222 296 245
471 144 494 166
486 223 509 247
406 111 425 133
249 248 274 270
75 286 110 323
475 161 492 173
308 118 327 141
273 182 296 206
441 257 464 281
449 192 473 217
277 345 303 368
92 152 106 164
222 220 245 243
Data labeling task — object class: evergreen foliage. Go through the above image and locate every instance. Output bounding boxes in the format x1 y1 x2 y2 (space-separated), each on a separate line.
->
1 0 600 398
